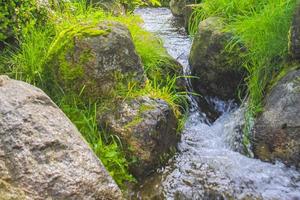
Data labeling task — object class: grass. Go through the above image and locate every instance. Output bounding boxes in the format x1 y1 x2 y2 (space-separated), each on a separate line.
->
1 22 53 86
0 0 187 186
59 95 135 187
189 0 298 153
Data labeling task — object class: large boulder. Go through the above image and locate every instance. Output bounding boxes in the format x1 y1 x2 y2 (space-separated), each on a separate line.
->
0 76 123 200
49 21 145 100
290 4 300 60
100 96 179 178
189 17 246 102
252 69 300 168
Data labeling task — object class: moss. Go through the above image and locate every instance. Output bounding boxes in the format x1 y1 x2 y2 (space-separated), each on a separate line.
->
124 116 143 129
43 24 110 99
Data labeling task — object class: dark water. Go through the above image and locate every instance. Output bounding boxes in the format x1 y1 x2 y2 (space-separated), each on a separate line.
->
131 8 300 200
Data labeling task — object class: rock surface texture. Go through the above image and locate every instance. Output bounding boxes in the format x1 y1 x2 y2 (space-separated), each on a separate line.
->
101 96 179 178
0 76 123 200
290 4 300 60
189 17 246 101
253 69 300 168
52 21 145 99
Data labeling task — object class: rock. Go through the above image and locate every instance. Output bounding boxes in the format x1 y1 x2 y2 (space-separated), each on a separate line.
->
183 4 198 33
0 179 29 200
189 17 246 102
224 107 247 154
253 69 300 168
91 0 126 15
290 4 300 60
170 0 187 16
49 21 145 100
0 76 123 200
100 96 179 178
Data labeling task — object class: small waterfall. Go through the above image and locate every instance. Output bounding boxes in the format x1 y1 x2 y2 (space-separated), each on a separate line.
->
131 7 300 200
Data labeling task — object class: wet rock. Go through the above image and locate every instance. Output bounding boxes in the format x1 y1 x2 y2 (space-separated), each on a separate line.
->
0 76 123 200
100 96 179 178
290 4 300 60
189 17 246 102
170 0 187 16
253 69 300 168
49 21 145 100
224 107 247 154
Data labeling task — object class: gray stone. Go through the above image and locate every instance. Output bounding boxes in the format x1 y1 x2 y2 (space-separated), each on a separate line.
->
253 69 300 168
189 17 246 102
0 76 123 200
100 96 179 178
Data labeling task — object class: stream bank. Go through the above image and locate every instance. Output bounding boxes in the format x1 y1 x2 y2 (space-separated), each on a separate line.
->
130 7 300 200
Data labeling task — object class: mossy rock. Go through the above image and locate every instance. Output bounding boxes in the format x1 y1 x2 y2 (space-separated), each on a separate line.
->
90 0 126 15
189 17 246 102
100 96 180 178
170 0 187 16
169 0 195 17
47 21 146 101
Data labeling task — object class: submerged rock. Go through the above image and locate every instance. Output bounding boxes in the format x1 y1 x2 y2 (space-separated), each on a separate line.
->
189 17 246 102
253 69 300 168
49 21 145 100
0 76 123 200
100 96 179 178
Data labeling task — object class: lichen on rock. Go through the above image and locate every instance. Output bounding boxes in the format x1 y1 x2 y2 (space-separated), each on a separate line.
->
100 96 180 178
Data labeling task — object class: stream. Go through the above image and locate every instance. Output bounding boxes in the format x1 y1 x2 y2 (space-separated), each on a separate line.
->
131 8 300 200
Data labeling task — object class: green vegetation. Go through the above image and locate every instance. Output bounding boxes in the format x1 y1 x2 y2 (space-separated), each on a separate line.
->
0 0 47 45
0 0 186 187
189 0 298 152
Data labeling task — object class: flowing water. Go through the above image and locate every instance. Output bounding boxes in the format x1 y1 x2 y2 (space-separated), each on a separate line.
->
131 8 300 200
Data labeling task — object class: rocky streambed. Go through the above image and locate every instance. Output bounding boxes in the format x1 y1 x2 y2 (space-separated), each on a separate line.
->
1 4 300 200
130 7 300 200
